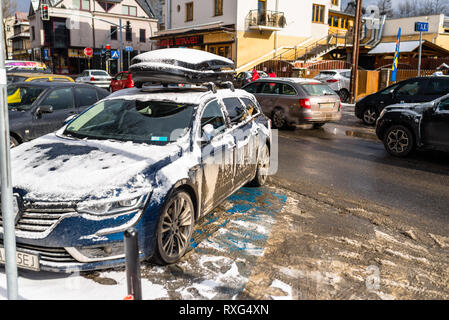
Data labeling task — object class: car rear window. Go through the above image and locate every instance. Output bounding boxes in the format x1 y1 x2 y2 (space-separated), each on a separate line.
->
301 83 336 96
319 71 337 76
91 71 109 76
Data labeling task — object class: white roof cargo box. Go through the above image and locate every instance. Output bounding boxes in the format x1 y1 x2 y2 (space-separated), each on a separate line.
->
129 48 235 87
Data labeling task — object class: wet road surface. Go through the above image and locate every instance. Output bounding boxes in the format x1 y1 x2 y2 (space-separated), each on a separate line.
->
274 104 449 236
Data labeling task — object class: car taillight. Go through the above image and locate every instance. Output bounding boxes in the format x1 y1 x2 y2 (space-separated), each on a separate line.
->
299 98 311 109
90 77 95 81
327 79 339 83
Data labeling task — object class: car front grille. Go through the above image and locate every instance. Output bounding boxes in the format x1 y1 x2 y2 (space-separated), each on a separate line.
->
0 240 76 263
0 202 76 235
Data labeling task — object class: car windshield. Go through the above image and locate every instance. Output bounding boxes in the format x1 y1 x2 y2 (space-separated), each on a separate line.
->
7 85 46 110
317 71 336 77
301 83 336 96
64 99 196 144
91 71 109 76
7 75 27 83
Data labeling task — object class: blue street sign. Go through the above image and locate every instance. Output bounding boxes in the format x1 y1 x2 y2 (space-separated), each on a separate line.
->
43 49 49 60
125 46 133 52
111 50 120 59
415 22 429 33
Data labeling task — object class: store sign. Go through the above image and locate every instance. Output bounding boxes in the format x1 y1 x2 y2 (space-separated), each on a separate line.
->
157 35 204 48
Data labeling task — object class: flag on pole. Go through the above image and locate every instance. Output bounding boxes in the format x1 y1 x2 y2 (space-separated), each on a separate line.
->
391 28 401 82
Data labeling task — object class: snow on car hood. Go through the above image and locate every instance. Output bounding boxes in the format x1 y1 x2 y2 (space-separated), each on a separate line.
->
11 133 182 202
384 101 433 114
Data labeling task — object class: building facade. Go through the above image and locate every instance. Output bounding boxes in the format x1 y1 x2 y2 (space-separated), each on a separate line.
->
29 0 159 75
380 14 449 51
153 0 346 71
10 12 32 61
3 15 16 60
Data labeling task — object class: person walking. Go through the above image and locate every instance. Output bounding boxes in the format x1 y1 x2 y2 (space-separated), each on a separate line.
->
268 68 276 78
252 68 260 82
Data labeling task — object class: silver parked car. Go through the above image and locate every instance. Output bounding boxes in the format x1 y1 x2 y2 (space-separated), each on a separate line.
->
242 78 341 129
75 69 112 89
314 69 351 102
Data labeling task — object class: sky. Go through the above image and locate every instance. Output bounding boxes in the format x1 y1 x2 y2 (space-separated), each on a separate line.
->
17 0 31 12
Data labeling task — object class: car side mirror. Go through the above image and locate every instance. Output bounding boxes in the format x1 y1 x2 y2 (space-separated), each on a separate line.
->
36 105 53 115
202 124 215 142
64 114 77 124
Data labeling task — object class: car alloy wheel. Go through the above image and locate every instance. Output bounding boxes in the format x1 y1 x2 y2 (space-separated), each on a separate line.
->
362 107 378 125
251 144 270 186
384 125 414 157
272 109 287 129
338 89 350 103
155 190 194 264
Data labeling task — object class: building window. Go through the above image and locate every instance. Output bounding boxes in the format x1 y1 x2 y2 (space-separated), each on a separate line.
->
328 13 349 29
98 1 116 12
110 26 117 40
31 26 35 41
214 0 223 16
186 2 194 22
73 0 90 11
312 4 325 23
139 29 146 42
123 5 137 16
331 0 339 5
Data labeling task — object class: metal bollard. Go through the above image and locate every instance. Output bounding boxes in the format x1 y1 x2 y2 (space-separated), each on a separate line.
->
124 228 142 300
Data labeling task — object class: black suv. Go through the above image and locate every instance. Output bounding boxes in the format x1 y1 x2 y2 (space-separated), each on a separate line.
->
355 77 449 125
376 93 449 157
8 82 109 147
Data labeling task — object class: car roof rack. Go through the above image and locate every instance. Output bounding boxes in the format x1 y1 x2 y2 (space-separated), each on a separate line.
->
139 80 235 94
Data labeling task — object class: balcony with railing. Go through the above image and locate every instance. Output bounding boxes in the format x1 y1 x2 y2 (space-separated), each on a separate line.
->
247 10 286 31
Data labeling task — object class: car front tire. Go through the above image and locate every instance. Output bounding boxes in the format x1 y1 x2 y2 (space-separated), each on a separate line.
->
250 144 270 187
272 108 288 129
152 190 195 265
338 89 350 103
362 107 378 126
10 136 19 148
383 125 415 157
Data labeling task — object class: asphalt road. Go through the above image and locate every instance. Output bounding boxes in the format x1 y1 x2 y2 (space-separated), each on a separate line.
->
273 105 449 236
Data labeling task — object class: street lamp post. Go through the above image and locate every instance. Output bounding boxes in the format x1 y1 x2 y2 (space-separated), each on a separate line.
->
350 0 363 104
0 3 18 300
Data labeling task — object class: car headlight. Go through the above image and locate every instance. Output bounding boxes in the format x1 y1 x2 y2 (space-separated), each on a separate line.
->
77 195 145 215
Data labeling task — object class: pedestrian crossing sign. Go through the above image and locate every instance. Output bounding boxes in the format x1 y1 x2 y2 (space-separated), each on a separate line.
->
111 50 120 59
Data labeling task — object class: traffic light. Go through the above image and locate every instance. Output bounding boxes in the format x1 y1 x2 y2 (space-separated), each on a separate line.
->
105 44 111 60
126 21 131 32
41 4 49 21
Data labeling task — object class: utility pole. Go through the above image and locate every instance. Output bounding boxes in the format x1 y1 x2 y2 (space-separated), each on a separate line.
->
0 3 18 300
119 18 123 73
350 0 363 104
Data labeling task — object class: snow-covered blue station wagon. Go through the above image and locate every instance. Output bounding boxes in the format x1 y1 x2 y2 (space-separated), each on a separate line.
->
0 49 272 272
